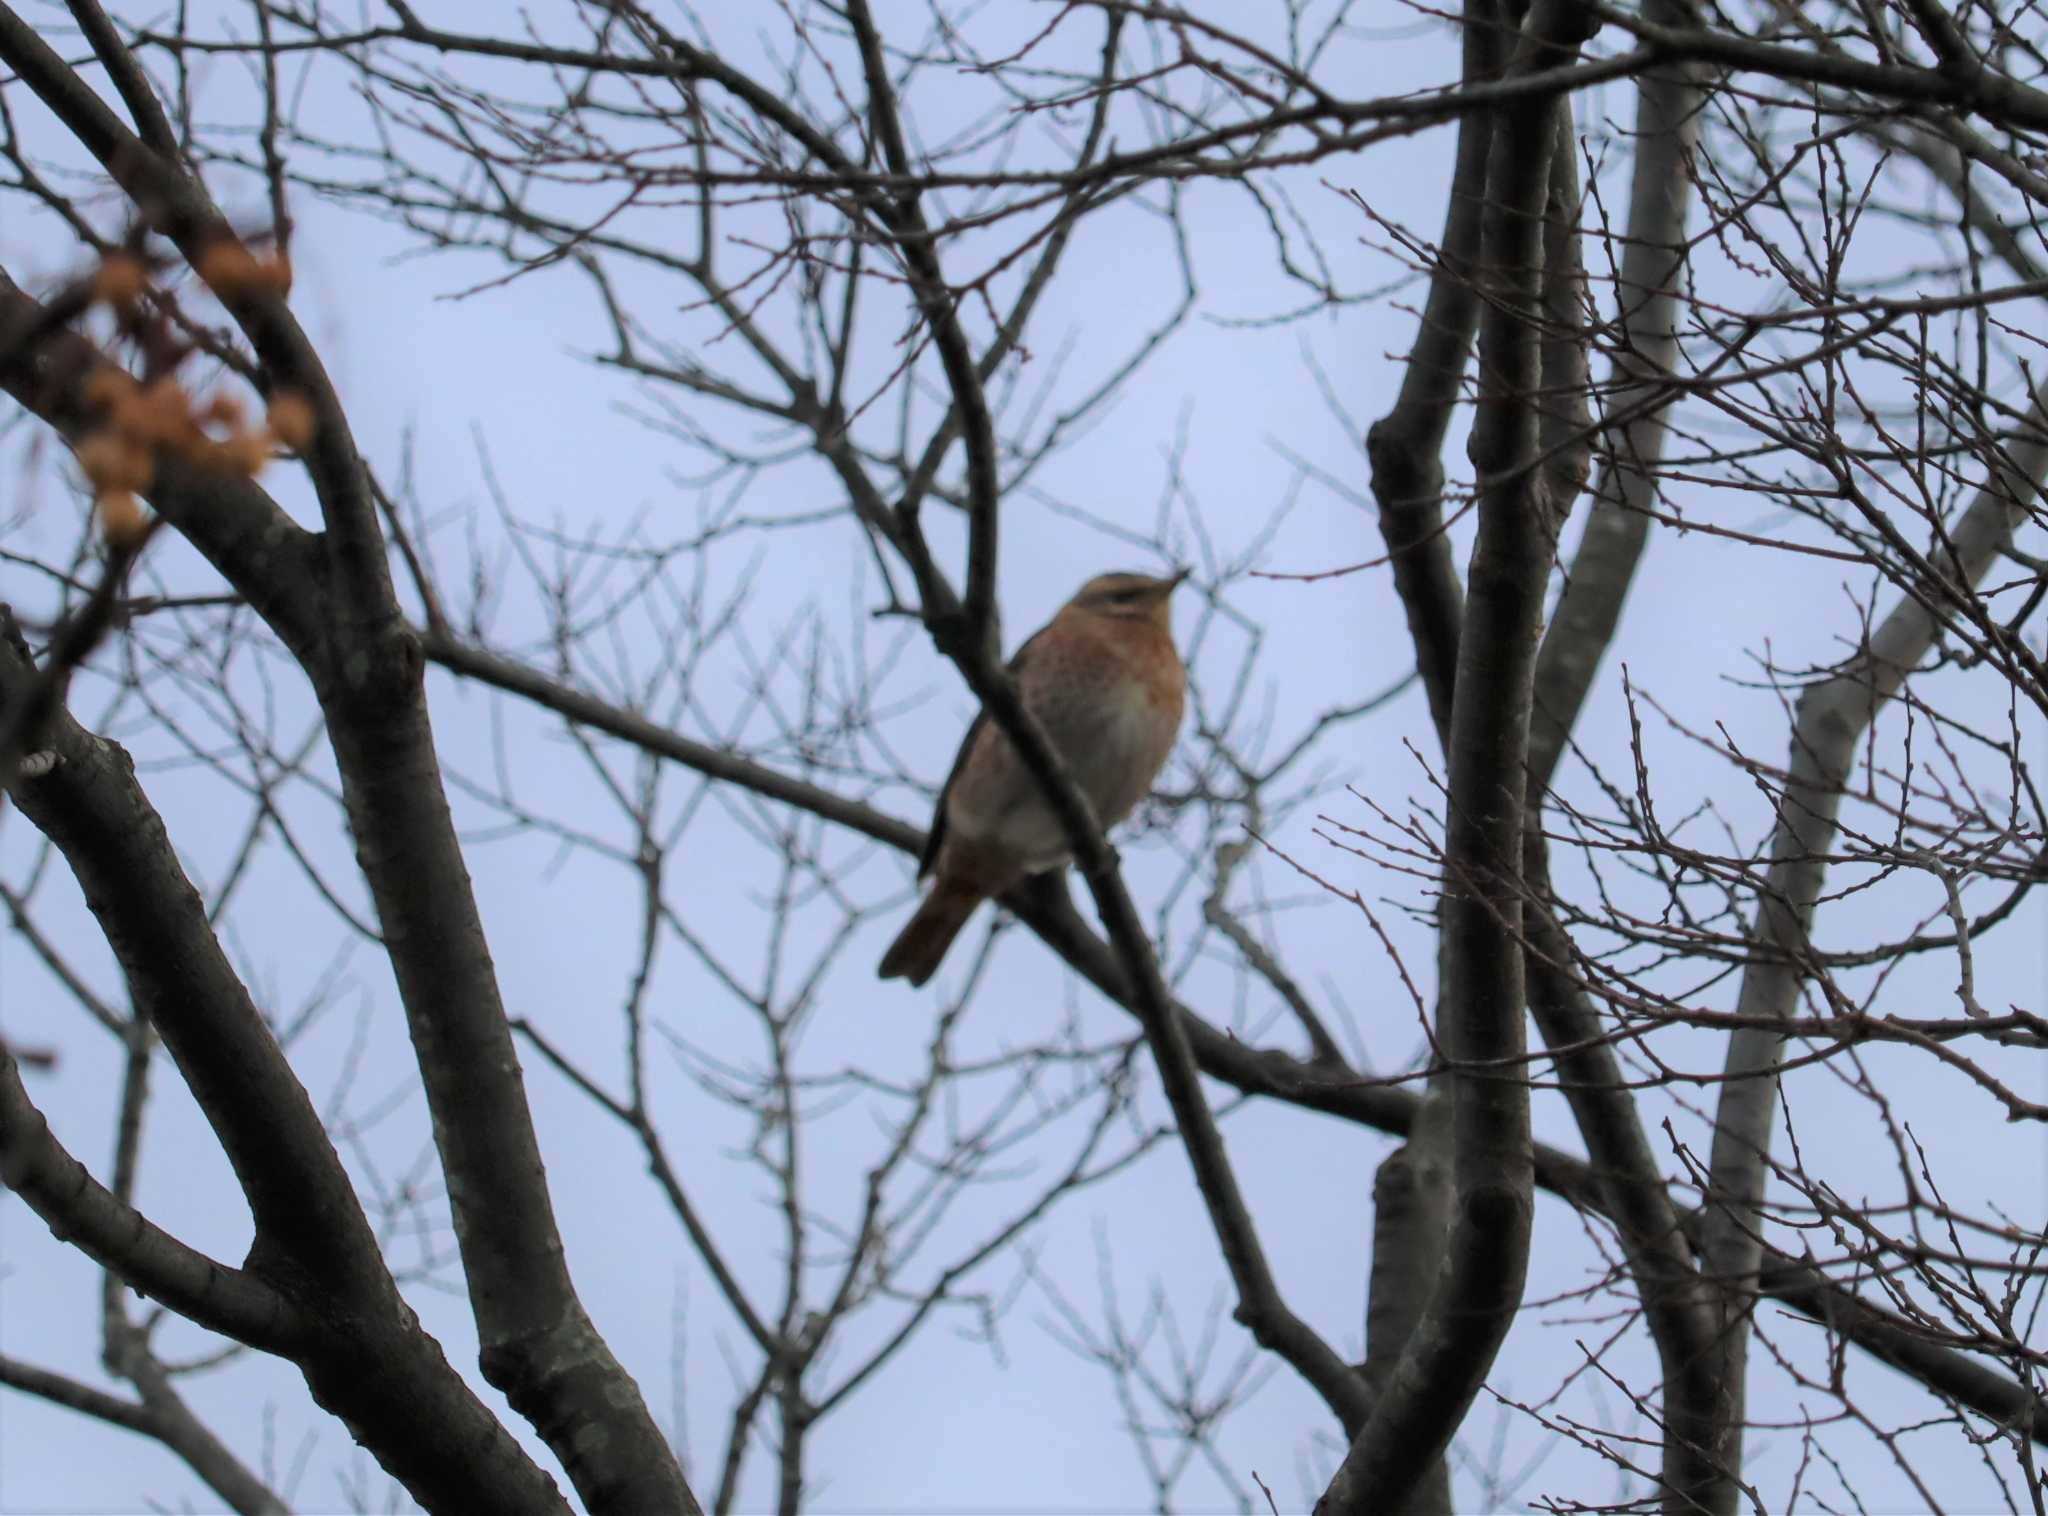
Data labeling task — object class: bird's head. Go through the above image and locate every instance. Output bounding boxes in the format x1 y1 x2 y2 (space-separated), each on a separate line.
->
1067 568 1188 627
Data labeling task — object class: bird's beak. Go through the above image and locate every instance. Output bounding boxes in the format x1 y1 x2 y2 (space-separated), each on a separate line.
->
1161 567 1191 595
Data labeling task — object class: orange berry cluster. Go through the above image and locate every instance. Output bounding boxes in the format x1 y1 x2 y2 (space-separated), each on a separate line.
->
70 249 313 548
194 240 293 301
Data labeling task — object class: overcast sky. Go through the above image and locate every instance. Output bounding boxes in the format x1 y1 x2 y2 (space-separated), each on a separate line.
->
2 4 2045 1513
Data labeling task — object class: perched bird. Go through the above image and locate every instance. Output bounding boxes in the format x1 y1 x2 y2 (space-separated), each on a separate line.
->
879 569 1188 987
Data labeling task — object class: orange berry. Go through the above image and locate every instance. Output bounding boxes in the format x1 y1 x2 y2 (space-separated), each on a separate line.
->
200 391 247 432
133 377 195 447
95 491 149 548
266 390 316 451
80 367 136 413
92 253 148 307
74 430 154 494
196 239 261 298
220 429 272 476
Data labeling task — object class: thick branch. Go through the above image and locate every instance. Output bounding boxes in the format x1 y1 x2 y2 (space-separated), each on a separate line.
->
422 630 918 852
1752 1242 2048 1444
0 1352 288 1516
1518 29 1728 1510
0 1047 296 1352
1586 0 2048 131
944 647 1371 1432
1523 887 1725 1513
0 161 693 1516
0 653 571 1515
1319 4 1597 1507
1701 386 2048 1492
0 268 325 652
0 643 390 1295
1530 24 1705 792
412 614 2048 1462
1360 1087 1456 1516
1363 0 1507 744
0 7 386 618
62 0 179 155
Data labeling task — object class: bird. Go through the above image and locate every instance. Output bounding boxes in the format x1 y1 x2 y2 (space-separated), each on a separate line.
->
878 568 1188 987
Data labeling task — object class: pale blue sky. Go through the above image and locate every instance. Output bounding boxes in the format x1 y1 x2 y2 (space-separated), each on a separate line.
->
2 4 2044 1512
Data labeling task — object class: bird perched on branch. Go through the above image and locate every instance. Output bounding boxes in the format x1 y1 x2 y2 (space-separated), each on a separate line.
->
878 569 1188 987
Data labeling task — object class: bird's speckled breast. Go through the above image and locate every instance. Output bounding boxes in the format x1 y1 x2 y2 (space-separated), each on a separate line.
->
942 611 1184 872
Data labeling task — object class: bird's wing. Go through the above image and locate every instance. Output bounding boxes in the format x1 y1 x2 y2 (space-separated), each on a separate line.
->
916 625 1047 880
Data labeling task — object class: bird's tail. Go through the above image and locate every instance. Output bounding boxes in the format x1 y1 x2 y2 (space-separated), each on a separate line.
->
878 880 983 986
